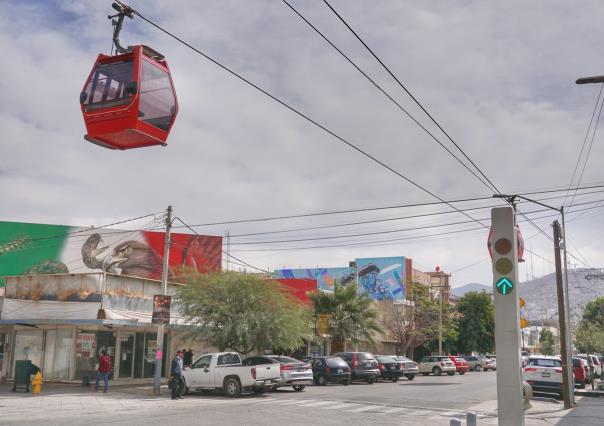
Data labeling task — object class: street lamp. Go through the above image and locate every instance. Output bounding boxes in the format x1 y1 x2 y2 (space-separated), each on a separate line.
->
493 194 574 409
576 75 604 84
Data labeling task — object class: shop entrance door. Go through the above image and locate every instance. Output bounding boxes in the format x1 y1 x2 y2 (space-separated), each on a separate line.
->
119 333 135 379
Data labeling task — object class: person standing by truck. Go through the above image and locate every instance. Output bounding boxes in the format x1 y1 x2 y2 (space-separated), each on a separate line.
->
171 350 185 400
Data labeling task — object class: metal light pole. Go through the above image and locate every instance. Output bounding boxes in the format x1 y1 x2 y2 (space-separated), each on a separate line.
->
153 205 172 395
439 288 443 356
493 194 574 408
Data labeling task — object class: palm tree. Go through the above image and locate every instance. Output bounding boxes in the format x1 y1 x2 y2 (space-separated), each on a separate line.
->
311 283 384 353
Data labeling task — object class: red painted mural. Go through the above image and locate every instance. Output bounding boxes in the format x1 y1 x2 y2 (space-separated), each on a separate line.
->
275 278 317 305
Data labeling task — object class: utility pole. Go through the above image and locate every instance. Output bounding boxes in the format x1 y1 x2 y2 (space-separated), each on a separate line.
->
553 220 572 409
439 287 443 356
153 205 172 395
226 230 230 271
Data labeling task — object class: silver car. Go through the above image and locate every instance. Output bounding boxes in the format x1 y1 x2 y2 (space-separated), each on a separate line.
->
264 355 314 391
393 356 419 380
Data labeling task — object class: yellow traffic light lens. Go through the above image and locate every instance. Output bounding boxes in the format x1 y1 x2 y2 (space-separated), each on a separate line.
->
495 258 513 275
494 238 512 255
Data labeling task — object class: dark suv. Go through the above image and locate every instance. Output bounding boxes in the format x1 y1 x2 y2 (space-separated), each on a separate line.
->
332 352 380 384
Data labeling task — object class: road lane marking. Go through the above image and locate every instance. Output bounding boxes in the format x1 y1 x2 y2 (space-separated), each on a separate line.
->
350 405 379 413
297 401 337 407
381 407 408 414
408 409 431 416
323 403 360 410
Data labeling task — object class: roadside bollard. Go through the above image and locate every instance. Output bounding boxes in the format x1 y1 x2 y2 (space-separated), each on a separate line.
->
31 372 43 395
450 419 462 426
466 411 477 426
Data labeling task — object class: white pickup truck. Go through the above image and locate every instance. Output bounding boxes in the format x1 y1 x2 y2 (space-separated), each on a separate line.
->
182 352 281 397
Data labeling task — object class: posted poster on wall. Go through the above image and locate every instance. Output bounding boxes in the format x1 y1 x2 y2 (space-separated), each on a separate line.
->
152 295 171 325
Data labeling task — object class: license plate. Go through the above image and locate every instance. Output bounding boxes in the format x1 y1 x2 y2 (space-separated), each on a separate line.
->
337 369 343 373
265 380 271 384
390 365 398 370
541 372 550 378
296 368 305 372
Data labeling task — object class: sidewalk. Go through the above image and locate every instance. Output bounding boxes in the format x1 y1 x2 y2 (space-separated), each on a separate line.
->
466 396 604 425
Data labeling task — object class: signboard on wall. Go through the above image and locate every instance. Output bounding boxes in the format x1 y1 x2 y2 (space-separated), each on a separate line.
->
355 257 405 301
151 295 171 325
0 221 222 287
273 267 354 291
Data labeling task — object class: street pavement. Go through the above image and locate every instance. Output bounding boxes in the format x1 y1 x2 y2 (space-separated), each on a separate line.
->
0 372 602 425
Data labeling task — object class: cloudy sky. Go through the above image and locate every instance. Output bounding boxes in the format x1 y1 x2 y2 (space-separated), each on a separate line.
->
1 0 603 288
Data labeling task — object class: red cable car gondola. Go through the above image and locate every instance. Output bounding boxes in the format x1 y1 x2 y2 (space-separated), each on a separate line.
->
80 2 178 150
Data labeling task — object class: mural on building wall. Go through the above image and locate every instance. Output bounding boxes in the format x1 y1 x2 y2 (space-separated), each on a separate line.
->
274 278 317 305
0 221 222 287
273 267 354 291
355 257 405 301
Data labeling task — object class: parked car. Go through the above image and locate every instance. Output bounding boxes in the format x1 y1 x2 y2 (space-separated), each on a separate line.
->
375 355 406 382
577 354 597 382
182 352 281 397
483 357 497 371
448 356 469 375
418 355 456 376
242 355 313 392
590 354 602 378
332 352 380 384
573 357 588 389
393 356 419 380
523 355 564 399
310 356 351 386
463 355 484 372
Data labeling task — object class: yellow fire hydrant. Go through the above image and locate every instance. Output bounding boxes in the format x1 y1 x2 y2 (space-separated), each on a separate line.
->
31 372 43 394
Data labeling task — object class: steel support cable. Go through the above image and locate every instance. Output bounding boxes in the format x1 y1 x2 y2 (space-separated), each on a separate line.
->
568 85 604 210
564 83 604 207
173 216 270 273
322 0 503 196
122 3 490 230
282 0 496 193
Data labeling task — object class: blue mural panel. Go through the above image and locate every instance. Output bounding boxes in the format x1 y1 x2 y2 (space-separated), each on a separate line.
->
355 257 405 301
273 267 353 291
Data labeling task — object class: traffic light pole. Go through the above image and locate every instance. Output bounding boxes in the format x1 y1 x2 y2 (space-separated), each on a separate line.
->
553 220 572 409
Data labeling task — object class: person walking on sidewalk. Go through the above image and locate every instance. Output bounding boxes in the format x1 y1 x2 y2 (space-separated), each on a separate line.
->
171 350 185 400
95 350 112 393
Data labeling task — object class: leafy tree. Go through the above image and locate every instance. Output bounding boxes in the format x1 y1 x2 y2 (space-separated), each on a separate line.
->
575 297 604 353
310 283 384 353
575 322 604 354
539 328 556 355
176 271 312 355
387 283 457 357
455 291 495 354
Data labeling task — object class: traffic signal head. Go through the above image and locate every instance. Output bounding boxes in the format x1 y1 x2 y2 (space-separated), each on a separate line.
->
490 207 519 297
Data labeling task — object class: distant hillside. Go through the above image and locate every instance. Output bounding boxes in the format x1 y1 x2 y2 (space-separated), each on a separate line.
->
451 283 492 297
518 269 604 324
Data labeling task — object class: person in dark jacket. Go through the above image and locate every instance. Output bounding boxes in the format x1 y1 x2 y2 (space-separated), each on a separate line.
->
171 350 185 400
95 350 112 393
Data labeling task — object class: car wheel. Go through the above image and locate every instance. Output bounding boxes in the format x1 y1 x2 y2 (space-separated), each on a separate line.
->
367 377 376 384
459 371 465 375
432 367 442 376
223 378 241 398
317 375 327 386
405 374 415 381
391 377 399 382
293 385 305 392
447 372 455 376
342 379 350 386
474 365 482 372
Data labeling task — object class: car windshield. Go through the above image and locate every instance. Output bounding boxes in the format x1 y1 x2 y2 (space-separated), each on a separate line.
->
529 358 561 368
376 356 396 362
455 358 465 363
357 353 375 361
271 356 300 364
326 358 348 367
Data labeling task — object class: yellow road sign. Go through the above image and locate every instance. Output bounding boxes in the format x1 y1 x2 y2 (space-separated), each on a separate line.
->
519 297 526 308
520 316 528 329
317 314 330 335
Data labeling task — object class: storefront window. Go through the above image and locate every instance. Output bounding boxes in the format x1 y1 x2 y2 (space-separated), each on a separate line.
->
0 333 6 373
43 329 73 380
13 330 44 375
75 331 116 379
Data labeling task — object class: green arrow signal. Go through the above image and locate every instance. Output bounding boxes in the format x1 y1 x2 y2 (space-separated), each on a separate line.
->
496 277 514 295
